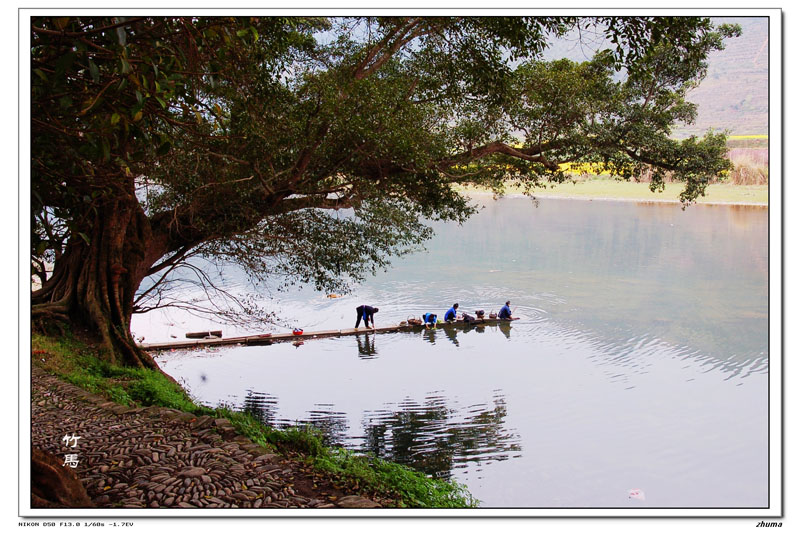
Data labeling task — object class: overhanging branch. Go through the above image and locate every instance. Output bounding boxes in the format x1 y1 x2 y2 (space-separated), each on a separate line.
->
440 141 560 171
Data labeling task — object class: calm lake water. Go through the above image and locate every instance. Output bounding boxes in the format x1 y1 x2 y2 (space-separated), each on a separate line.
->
142 196 769 508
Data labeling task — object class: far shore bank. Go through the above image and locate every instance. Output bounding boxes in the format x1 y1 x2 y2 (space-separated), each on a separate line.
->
459 180 769 207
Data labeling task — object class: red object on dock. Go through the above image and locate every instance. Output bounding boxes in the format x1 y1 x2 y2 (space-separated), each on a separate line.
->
293 329 304 335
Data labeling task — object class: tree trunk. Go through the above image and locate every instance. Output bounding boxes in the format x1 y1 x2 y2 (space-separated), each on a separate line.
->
32 196 165 369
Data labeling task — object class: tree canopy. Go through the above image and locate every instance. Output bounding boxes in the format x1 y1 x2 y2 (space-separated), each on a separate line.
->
30 16 740 365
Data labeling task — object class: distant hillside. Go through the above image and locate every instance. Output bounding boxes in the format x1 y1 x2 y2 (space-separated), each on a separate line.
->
542 17 769 138
679 17 769 137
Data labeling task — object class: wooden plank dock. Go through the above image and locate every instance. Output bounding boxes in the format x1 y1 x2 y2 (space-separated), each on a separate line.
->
139 317 517 352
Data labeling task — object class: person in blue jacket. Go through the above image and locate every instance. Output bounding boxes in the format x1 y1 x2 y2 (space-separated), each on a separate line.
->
444 303 459 322
422 312 438 328
355 305 379 329
498 300 513 320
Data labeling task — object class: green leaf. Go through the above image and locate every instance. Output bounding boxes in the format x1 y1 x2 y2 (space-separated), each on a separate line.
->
157 141 172 156
54 18 70 30
88 59 99 83
116 26 127 46
78 232 91 245
110 113 120 125
101 138 111 161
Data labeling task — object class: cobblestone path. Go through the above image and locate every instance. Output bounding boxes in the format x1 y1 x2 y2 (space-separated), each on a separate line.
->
31 366 380 510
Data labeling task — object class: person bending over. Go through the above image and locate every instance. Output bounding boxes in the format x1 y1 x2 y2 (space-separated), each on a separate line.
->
355 305 379 329
422 313 438 328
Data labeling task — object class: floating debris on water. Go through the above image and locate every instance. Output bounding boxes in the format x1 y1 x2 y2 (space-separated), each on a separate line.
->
628 488 646 501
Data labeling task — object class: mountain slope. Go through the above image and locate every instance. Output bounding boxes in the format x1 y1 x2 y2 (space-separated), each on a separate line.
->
681 17 769 137
542 17 770 137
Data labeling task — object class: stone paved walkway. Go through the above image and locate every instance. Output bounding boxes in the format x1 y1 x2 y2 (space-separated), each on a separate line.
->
31 366 381 510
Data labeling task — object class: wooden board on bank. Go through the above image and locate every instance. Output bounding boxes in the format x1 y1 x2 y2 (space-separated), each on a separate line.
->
139 317 518 352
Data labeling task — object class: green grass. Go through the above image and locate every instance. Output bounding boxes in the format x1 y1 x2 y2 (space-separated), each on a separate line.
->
312 447 477 508
460 179 768 206
31 332 478 508
33 333 208 414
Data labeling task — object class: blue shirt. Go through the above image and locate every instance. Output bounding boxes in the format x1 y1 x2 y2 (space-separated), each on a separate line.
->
498 305 512 319
444 307 457 321
423 313 437 325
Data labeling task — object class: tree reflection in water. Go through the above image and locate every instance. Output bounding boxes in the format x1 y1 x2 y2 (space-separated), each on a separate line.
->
237 388 522 478
240 390 351 447
360 394 522 479
241 389 279 425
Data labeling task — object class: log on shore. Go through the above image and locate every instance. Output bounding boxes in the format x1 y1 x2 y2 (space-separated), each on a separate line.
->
185 330 222 339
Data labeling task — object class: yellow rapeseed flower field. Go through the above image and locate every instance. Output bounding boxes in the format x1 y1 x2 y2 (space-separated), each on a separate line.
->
457 179 768 205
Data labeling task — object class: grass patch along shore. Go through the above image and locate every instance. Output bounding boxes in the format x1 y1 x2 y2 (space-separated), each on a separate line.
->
31 332 478 508
461 178 768 206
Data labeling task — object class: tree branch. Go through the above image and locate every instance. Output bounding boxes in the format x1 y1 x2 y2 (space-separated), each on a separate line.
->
354 18 427 80
440 141 560 171
32 18 148 38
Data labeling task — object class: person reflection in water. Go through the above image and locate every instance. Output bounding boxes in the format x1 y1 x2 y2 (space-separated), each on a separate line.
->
422 327 437 344
356 333 377 357
444 326 459 347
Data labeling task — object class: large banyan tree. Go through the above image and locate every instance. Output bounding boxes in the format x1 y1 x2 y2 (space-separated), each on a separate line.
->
31 16 739 367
